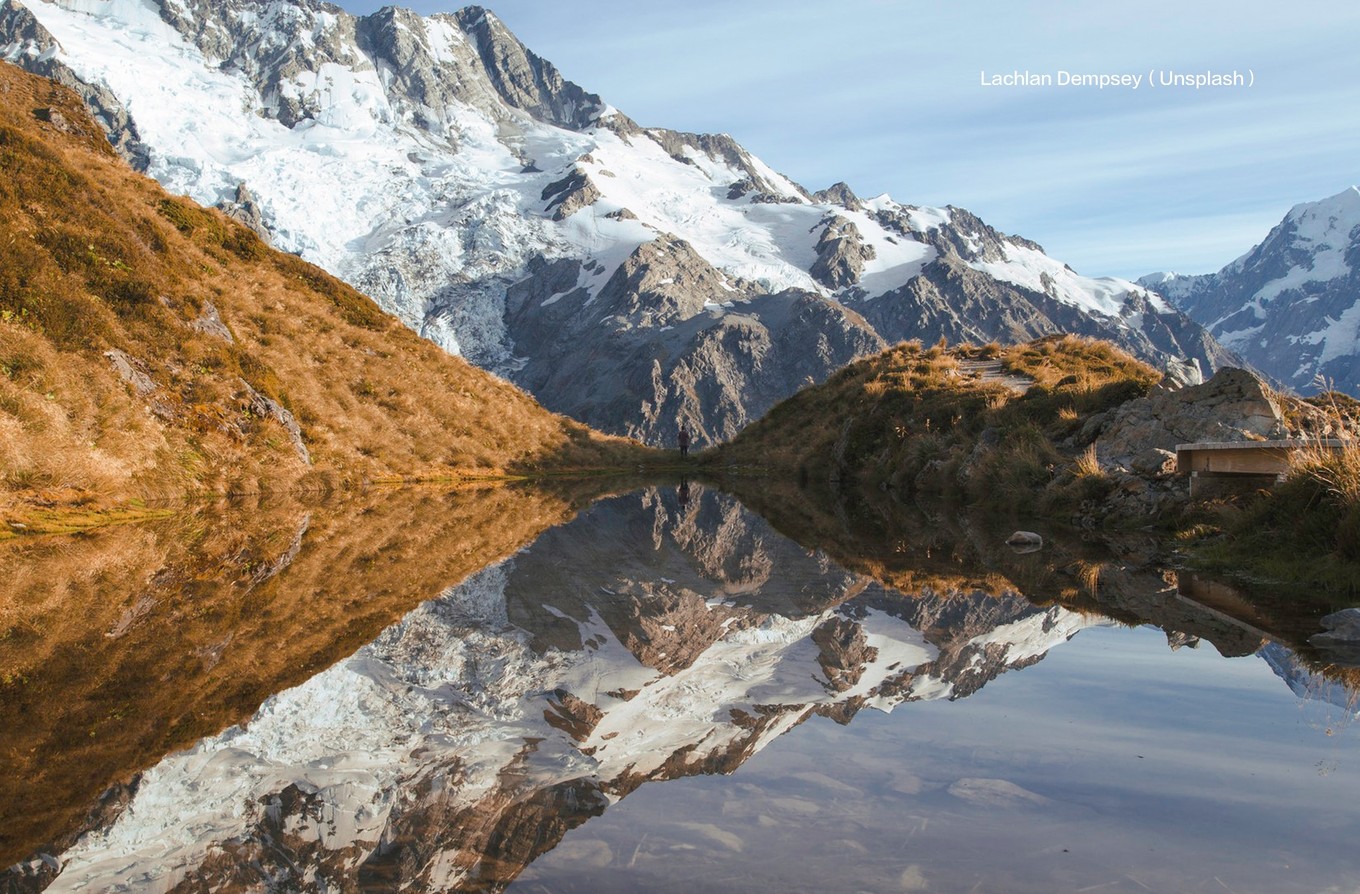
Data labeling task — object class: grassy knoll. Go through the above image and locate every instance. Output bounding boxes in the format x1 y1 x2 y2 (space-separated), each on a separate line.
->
709 335 1360 592
711 335 1159 514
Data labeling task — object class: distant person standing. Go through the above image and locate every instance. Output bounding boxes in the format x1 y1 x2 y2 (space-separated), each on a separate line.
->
678 426 691 459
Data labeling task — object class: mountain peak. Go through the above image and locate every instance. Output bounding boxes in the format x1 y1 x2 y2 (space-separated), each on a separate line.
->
1152 186 1360 395
1284 185 1360 236
449 3 604 130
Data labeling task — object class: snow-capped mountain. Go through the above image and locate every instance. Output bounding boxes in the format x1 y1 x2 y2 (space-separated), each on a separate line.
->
1 0 1233 445
1142 187 1360 395
13 486 1110 892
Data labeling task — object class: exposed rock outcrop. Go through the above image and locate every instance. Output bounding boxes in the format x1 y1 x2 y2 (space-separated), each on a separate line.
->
810 216 875 289
1068 366 1356 522
239 378 310 465
104 349 157 397
188 300 235 344
643 128 811 203
540 168 600 220
1092 367 1288 471
811 181 863 212
216 182 270 241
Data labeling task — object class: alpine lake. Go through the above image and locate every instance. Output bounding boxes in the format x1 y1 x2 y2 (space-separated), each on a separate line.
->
2 477 1357 893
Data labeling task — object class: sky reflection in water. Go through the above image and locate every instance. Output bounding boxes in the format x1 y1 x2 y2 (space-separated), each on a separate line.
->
8 483 1358 893
518 625 1360 894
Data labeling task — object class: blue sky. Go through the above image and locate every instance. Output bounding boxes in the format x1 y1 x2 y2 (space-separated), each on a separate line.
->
340 1 1359 280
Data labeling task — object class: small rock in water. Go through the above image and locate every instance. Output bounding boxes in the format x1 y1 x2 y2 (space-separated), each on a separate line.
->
1310 609 1360 665
1005 530 1043 552
1315 608 1360 641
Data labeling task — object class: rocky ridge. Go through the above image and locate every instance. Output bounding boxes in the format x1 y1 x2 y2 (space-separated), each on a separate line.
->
1 0 1237 445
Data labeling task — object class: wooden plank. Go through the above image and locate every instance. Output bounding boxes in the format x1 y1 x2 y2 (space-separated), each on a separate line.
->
1180 447 1290 475
1175 439 1348 477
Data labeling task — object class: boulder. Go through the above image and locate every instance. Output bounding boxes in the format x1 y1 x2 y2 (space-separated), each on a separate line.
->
1005 531 1043 552
1094 367 1287 472
1309 608 1360 666
1130 447 1177 478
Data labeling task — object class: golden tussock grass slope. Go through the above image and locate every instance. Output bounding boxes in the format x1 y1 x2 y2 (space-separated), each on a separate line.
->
0 62 645 517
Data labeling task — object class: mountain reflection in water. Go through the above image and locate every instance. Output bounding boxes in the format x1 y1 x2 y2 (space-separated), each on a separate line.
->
4 482 1358 893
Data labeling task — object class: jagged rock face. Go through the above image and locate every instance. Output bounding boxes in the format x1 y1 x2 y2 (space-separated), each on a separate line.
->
505 236 886 445
26 487 1113 892
540 167 601 220
1143 187 1360 395
810 215 875 289
812 181 863 212
3 0 1235 445
639 127 812 203
450 5 604 130
151 1 602 135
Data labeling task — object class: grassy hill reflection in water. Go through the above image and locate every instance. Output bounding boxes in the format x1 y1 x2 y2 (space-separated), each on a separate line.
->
3 480 1357 892
0 479 633 871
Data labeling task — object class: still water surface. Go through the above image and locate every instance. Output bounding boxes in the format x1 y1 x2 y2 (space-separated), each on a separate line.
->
3 483 1357 892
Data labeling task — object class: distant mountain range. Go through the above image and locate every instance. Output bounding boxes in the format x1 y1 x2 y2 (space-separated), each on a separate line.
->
0 0 1238 445
1142 187 1360 396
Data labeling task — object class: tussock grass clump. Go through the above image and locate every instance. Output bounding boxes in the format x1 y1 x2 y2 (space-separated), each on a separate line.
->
1074 443 1102 478
717 335 1160 514
1291 440 1360 507
1187 400 1360 588
1256 442 1360 566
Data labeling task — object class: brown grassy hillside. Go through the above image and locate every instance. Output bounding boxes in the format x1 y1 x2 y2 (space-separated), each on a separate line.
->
0 63 644 519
